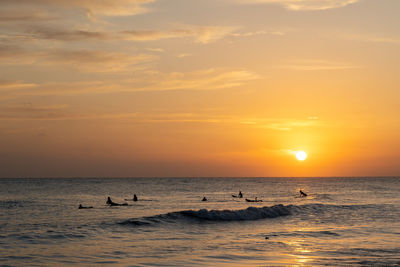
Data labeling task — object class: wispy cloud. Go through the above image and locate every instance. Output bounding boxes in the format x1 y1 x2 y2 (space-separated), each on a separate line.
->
122 26 237 44
177 53 192 58
43 50 154 72
231 30 285 37
241 117 320 131
339 33 400 45
0 81 38 91
0 0 155 17
140 69 259 92
279 59 360 70
0 103 139 121
24 27 112 41
0 11 56 22
0 46 155 72
235 0 359 11
6 68 258 97
5 25 236 45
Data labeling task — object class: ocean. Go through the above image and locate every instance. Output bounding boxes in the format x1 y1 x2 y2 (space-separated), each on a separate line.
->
1 177 399 266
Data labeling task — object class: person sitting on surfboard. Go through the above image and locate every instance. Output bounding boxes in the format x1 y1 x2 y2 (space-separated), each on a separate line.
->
299 190 308 197
133 194 138 201
202 196 207 201
106 196 128 206
238 191 243 198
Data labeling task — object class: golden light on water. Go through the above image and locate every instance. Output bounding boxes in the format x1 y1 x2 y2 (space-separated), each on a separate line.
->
296 151 307 161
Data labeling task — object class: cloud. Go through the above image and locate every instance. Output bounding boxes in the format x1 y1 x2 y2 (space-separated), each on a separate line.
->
45 50 154 72
240 117 320 131
140 69 259 92
7 25 236 45
0 106 227 122
24 27 112 41
9 68 258 97
231 30 286 37
339 33 400 45
0 11 56 22
280 59 360 70
122 26 237 44
0 103 71 120
0 46 154 72
0 81 38 91
235 0 359 11
177 53 192 58
0 0 154 17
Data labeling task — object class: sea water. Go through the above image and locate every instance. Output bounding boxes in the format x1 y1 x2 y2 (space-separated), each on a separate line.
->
1 177 399 266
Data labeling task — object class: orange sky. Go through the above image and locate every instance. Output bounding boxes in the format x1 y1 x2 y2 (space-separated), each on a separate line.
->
0 0 399 177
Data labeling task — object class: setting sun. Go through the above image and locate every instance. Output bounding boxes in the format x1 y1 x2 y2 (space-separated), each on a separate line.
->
296 151 307 161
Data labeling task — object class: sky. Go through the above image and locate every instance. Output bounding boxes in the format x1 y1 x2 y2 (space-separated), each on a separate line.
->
0 0 399 177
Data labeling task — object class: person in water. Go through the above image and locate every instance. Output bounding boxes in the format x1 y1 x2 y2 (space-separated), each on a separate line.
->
106 196 128 206
133 194 138 201
106 196 115 205
299 190 308 197
202 196 207 201
238 191 243 198
78 204 93 209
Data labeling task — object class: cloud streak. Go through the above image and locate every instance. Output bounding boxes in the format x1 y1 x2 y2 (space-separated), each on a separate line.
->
6 25 236 45
0 45 155 72
235 0 359 10
4 68 258 97
280 60 360 71
0 0 155 17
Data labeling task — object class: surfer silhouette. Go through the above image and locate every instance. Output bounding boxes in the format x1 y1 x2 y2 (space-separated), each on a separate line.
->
106 196 128 206
202 196 207 201
299 190 308 197
238 191 243 198
78 204 93 209
133 194 138 201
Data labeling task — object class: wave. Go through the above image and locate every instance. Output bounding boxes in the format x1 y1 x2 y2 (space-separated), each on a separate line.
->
119 203 393 227
120 204 291 226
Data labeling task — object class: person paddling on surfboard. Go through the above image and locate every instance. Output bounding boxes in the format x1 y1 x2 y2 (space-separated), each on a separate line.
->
78 204 93 209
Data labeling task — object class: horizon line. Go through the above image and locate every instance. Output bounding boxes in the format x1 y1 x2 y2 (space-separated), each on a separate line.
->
1 176 399 179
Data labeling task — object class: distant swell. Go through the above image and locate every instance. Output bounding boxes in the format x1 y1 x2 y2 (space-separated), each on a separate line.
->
120 204 291 226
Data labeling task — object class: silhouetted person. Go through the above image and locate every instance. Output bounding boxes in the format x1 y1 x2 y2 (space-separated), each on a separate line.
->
106 196 115 205
238 191 243 198
299 190 308 197
78 204 93 209
202 196 207 201
133 194 138 201
106 196 128 206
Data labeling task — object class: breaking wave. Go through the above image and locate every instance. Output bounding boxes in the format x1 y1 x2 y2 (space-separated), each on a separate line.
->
120 204 291 226
119 203 390 227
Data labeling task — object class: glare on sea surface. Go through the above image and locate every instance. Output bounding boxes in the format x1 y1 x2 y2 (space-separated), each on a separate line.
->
296 151 307 161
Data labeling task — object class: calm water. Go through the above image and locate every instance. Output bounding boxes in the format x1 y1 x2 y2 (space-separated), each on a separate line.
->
1 177 400 266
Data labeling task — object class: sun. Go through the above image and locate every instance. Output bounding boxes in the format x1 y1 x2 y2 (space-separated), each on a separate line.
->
296 151 307 161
